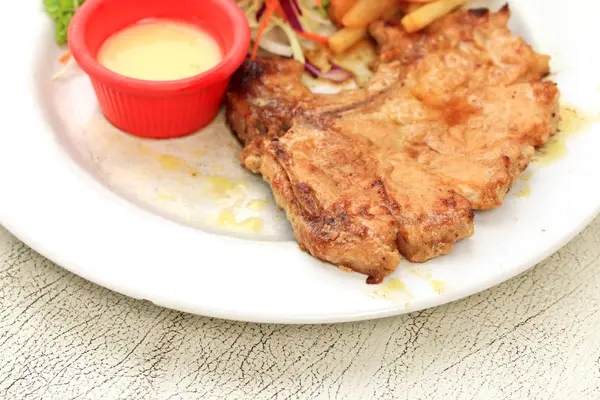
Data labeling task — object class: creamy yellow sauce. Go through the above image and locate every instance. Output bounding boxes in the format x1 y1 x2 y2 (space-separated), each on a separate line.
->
98 19 222 81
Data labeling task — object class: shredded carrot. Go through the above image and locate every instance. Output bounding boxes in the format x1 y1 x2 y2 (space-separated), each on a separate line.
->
58 50 72 64
251 0 330 59
251 0 279 60
315 0 323 7
274 2 329 44
296 31 329 44
274 4 286 19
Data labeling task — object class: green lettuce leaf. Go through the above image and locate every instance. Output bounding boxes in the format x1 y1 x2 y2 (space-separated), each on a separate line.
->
315 0 331 18
43 0 85 44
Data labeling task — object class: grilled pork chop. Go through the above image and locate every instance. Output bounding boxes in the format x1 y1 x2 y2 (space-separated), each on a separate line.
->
225 6 559 283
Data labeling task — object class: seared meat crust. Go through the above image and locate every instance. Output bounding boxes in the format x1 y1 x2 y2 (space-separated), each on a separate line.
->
225 6 559 283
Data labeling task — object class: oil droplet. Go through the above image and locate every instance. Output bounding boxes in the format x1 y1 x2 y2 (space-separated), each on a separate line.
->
534 105 600 166
372 277 413 303
384 278 405 291
203 176 246 199
157 154 197 174
216 209 264 233
520 170 533 181
157 154 186 170
247 199 268 211
407 267 433 280
430 280 450 295
211 165 224 172
534 137 566 165
559 105 600 136
515 185 531 198
156 193 175 202
134 143 153 155
515 170 533 198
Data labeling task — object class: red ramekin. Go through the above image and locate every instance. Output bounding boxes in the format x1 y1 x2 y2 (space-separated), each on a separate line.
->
68 0 251 139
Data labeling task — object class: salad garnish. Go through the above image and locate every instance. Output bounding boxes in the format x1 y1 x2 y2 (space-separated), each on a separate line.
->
43 0 470 84
44 0 85 45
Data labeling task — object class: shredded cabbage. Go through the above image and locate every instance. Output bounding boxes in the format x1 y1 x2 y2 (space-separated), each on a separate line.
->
237 0 335 63
272 18 305 63
252 24 294 57
51 56 78 80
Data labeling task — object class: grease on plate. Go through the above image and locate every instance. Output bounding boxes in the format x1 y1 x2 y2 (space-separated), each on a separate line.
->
515 185 531 198
408 267 433 280
520 170 533 182
203 176 246 199
156 193 176 202
515 170 533 198
534 105 600 165
534 138 566 165
81 112 293 240
559 105 600 136
372 278 413 306
216 209 264 233
157 154 197 174
430 280 450 295
247 199 268 211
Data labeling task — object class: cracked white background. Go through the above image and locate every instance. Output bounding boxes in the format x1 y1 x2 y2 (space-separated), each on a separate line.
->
1 218 599 400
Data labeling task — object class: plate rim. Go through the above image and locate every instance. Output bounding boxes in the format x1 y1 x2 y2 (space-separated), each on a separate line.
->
1 0 600 324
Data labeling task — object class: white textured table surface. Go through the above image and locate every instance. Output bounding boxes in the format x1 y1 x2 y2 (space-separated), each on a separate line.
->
1 218 599 400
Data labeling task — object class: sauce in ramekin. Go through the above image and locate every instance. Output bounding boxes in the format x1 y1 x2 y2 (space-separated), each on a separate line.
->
97 19 222 81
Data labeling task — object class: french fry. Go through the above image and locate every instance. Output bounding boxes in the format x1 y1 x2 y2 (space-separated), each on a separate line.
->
342 0 398 28
398 1 422 15
328 0 358 25
329 27 367 54
401 0 468 33
406 3 423 13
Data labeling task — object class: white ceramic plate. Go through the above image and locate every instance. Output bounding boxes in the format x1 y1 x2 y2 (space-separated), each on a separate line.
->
1 0 599 323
